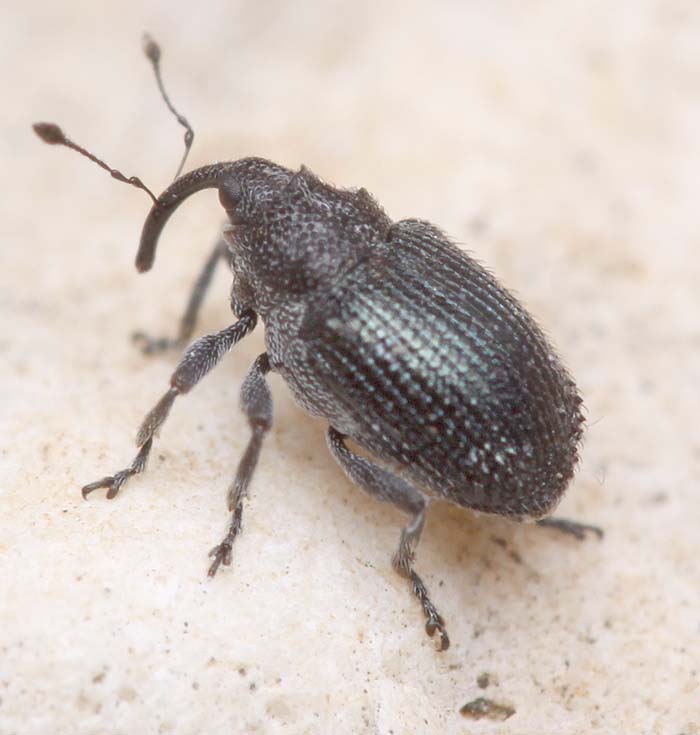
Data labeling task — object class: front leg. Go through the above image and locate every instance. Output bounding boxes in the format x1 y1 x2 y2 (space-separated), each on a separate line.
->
208 353 273 576
82 311 257 499
327 427 449 651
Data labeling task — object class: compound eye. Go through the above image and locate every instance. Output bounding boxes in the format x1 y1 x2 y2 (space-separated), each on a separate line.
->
218 179 243 211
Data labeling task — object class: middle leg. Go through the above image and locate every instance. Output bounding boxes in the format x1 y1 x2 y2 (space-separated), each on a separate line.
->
208 353 273 576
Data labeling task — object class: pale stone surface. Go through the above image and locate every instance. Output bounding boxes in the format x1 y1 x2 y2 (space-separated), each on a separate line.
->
2 1 699 733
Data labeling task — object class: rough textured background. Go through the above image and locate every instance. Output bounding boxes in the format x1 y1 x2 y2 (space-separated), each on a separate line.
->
2 1 699 733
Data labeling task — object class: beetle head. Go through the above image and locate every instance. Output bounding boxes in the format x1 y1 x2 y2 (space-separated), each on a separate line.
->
137 157 293 272
138 157 392 316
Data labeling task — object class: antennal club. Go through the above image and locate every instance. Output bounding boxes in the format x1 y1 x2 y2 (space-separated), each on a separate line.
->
143 33 194 180
32 122 158 205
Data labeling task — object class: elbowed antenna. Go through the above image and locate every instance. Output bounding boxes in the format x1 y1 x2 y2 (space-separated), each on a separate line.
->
33 35 225 276
32 122 159 204
143 34 194 180
136 162 236 272
33 34 197 242
33 34 194 203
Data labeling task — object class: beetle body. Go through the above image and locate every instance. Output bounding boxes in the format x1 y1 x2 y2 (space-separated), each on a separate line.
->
173 158 584 521
35 41 599 652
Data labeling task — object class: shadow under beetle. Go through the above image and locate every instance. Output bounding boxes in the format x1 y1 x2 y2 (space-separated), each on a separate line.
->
34 36 602 652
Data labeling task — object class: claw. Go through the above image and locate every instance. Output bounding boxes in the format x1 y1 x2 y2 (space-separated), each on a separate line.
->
81 476 115 499
425 615 450 651
207 542 232 577
106 476 125 500
81 466 134 500
436 630 450 652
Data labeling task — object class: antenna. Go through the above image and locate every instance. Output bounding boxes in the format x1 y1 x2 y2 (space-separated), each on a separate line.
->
32 34 195 202
32 122 158 204
143 34 194 180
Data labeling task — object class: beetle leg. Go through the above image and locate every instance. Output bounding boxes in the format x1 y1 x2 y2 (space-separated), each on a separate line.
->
133 237 230 354
327 427 449 651
80 436 155 500
536 517 604 540
208 353 273 577
396 521 450 652
81 311 257 500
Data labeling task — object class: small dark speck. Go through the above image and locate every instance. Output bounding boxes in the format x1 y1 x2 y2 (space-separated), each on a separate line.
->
460 697 515 721
249 682 257 692
192 681 199 690
92 671 106 684
238 667 246 677
158 454 165 461
62 509 68 513
648 491 669 505
477 672 490 689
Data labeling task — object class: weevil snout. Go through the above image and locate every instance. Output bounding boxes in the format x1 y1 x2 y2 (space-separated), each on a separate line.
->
136 162 234 272
138 158 294 273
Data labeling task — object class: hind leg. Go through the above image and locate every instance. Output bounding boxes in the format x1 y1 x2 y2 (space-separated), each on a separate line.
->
537 517 603 540
327 427 449 651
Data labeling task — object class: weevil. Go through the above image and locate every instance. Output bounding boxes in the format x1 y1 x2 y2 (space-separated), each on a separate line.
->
34 36 602 651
